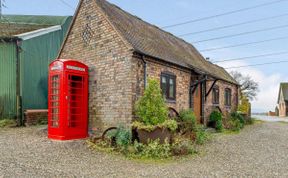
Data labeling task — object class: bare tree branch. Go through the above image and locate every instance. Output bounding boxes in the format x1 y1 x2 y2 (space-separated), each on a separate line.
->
230 71 259 101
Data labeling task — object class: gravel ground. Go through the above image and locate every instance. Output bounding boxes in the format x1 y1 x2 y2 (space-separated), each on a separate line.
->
1 122 288 178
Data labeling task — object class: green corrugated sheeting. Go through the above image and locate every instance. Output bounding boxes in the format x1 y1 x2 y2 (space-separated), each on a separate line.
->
0 43 17 118
0 15 72 119
20 16 72 113
20 18 71 111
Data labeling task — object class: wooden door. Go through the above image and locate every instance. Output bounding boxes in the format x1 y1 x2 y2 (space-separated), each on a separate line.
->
193 84 202 123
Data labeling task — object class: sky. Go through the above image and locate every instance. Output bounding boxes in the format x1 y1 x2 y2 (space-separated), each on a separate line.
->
2 0 288 112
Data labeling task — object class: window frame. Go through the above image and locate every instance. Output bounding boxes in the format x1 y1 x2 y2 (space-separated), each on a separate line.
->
212 86 220 105
225 88 232 106
160 72 176 101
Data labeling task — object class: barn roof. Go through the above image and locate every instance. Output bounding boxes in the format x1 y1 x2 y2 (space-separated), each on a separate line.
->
0 15 71 38
278 83 288 103
94 0 237 84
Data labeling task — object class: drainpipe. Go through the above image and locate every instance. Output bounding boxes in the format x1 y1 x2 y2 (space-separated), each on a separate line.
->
141 55 147 89
15 40 22 126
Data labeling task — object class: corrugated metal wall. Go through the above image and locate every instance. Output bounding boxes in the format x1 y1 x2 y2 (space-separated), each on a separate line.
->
0 42 17 119
20 17 72 111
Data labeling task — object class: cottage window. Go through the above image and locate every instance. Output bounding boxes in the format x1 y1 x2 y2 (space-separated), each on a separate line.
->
212 86 219 104
225 88 232 106
161 73 176 101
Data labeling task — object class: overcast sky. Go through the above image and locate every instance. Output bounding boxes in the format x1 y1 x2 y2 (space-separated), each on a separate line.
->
3 0 288 112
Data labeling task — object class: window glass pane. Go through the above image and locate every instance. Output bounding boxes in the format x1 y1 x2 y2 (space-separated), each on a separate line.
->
225 89 231 106
213 88 219 104
161 76 167 97
169 78 174 98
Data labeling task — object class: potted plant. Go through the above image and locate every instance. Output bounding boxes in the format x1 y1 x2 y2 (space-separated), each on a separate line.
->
209 110 223 132
132 79 177 144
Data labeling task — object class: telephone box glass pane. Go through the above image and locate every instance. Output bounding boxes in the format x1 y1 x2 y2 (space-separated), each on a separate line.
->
67 75 84 128
50 75 60 128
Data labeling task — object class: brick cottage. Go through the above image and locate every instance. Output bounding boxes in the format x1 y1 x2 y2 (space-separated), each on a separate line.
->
58 0 239 133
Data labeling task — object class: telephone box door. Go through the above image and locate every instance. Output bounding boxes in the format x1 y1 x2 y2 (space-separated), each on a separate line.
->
65 73 88 137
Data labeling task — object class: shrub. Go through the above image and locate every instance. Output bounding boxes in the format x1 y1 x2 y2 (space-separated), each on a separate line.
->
227 119 242 132
132 119 178 132
171 137 196 156
231 112 245 127
135 79 168 126
194 125 209 145
226 112 246 131
238 95 250 114
209 111 223 132
107 126 132 148
179 109 197 131
133 139 171 159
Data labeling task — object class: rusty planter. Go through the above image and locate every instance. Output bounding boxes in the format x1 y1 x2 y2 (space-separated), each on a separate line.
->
137 127 172 144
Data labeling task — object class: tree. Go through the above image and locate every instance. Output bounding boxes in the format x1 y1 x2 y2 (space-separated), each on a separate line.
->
135 78 168 125
238 95 250 114
230 71 259 101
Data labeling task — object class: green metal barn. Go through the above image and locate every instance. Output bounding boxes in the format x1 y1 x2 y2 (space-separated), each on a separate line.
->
0 15 72 123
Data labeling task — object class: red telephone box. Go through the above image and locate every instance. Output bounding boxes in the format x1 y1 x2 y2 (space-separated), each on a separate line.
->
48 59 89 140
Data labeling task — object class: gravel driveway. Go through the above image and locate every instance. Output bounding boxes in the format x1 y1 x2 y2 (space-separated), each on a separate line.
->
1 122 288 178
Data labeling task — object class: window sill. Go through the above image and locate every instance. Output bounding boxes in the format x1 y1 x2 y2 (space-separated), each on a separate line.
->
166 99 176 104
212 103 220 106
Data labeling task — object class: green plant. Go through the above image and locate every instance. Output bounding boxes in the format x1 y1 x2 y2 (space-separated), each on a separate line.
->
194 125 209 145
227 119 242 132
135 79 168 126
238 95 250 114
107 126 132 148
209 111 223 132
0 119 17 128
133 139 171 159
179 109 197 131
132 119 178 132
226 112 245 131
171 138 196 156
231 112 245 126
162 120 178 132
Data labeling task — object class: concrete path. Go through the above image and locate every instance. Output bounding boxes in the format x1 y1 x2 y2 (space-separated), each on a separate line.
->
1 122 288 177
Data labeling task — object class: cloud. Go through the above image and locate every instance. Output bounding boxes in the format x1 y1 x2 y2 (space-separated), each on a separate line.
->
218 60 284 112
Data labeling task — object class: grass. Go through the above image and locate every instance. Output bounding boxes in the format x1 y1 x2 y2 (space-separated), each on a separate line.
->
254 119 264 124
0 119 17 128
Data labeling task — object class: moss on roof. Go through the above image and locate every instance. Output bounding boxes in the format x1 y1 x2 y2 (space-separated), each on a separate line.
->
0 15 71 38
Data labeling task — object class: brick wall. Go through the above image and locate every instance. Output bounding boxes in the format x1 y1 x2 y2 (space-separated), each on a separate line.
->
204 80 238 124
131 56 202 121
24 110 48 126
59 0 133 133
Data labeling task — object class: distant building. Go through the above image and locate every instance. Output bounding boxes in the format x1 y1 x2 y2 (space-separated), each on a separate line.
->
0 15 72 121
275 106 279 116
277 83 288 117
268 111 276 116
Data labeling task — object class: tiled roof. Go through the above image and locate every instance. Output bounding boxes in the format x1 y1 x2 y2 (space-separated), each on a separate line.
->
95 0 238 84
0 15 70 38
